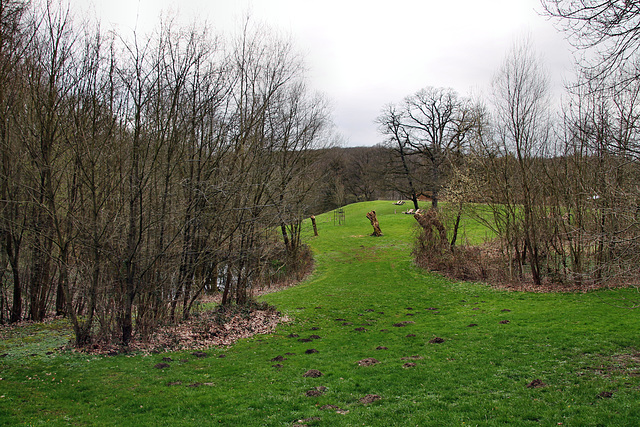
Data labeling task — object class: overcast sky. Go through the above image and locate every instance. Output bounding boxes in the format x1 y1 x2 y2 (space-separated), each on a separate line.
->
74 0 574 147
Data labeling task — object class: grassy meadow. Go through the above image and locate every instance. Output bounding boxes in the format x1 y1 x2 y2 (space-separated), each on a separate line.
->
2 200 640 426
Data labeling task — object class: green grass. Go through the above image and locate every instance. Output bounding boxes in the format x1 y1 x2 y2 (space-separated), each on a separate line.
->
2 200 640 426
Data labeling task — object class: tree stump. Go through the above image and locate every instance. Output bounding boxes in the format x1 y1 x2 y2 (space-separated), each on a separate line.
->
414 209 447 249
311 215 318 236
366 211 383 237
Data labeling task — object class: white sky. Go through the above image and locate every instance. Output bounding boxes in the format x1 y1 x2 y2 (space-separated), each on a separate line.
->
73 0 574 146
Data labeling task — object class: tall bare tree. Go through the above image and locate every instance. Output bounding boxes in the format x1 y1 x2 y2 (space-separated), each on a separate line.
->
490 38 551 286
0 0 30 323
378 88 475 209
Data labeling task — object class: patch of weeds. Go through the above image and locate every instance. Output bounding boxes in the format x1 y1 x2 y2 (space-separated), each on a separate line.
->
0 318 73 359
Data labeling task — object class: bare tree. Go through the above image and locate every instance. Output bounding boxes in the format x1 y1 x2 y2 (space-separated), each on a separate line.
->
19 1 80 321
0 0 30 323
378 88 475 209
490 38 552 286
377 103 421 210
0 2 332 344
542 0 640 81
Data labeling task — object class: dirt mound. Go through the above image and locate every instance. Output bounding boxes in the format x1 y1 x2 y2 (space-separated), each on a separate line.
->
320 404 339 410
305 386 326 397
526 379 546 388
357 358 380 366
303 369 323 377
393 321 414 327
359 394 382 404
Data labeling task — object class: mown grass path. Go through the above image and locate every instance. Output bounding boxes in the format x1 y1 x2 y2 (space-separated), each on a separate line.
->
2 201 640 426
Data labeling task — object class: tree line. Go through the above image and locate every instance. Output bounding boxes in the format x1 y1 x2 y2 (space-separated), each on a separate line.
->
0 0 331 346
381 1 640 290
3 0 639 345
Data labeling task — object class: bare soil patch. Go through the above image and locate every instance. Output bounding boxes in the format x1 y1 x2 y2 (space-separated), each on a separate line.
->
303 369 323 378
305 386 327 397
526 379 546 388
359 394 382 404
582 351 640 378
357 358 380 366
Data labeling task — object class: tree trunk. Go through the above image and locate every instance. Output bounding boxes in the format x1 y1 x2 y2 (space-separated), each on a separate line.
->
366 211 383 237
8 250 21 323
221 261 233 306
450 212 462 250
121 288 134 345
55 280 65 317
280 222 290 250
410 193 419 211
